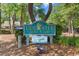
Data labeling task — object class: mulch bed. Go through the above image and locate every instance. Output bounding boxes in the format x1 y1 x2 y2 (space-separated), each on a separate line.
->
0 34 79 56
0 41 79 56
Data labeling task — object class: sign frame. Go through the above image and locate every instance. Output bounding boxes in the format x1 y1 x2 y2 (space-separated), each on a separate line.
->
23 20 56 36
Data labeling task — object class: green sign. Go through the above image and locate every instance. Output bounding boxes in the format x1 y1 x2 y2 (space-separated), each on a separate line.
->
23 21 56 35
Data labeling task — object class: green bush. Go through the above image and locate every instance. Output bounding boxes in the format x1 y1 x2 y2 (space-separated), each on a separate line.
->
68 37 76 46
75 37 79 47
58 36 79 47
54 24 62 43
58 37 69 46
56 25 62 36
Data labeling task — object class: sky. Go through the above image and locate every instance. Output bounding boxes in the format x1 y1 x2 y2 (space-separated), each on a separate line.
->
41 3 60 14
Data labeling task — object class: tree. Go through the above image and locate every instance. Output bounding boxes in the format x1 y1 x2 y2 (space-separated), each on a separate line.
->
0 3 1 30
44 3 52 21
48 3 79 36
60 4 79 36
20 3 29 26
1 3 20 33
28 3 35 22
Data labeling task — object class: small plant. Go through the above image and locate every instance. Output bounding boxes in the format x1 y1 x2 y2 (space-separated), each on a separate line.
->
58 36 79 47
58 37 69 46
68 37 76 46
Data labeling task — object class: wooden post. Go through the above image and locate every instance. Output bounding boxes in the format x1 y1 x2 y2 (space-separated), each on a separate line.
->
26 35 30 46
49 35 53 44
18 35 22 48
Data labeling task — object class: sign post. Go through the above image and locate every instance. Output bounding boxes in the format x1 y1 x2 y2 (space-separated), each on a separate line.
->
18 35 22 48
26 35 30 46
49 35 53 44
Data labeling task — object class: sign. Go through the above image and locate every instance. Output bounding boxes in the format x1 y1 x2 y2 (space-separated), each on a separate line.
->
32 35 48 44
23 21 56 35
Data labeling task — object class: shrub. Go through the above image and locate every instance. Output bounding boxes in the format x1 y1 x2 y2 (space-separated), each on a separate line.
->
58 36 79 47
68 37 76 46
0 30 11 34
75 37 79 47
58 37 69 46
54 24 62 43
15 28 26 44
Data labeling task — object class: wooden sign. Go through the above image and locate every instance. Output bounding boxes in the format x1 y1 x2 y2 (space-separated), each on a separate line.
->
23 21 56 35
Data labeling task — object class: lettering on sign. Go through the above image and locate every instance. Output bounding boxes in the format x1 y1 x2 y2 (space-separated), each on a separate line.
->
23 21 56 35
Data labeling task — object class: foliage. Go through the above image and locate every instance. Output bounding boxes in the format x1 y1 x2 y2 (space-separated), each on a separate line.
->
57 36 79 47
48 3 79 32
0 30 11 34
75 38 79 47
33 3 46 20
1 3 30 24
54 24 63 43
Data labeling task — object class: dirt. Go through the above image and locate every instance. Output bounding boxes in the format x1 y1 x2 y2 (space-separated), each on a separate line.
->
0 34 79 56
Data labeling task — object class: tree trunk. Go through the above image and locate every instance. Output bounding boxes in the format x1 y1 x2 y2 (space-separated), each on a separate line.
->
20 4 24 26
9 13 11 29
71 19 75 37
12 12 16 33
0 3 1 30
28 3 52 22
28 3 35 22
68 16 74 36
44 3 52 21
8 13 12 33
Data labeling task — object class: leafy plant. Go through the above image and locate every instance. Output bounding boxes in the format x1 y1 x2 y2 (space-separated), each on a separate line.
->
75 37 79 47
54 24 62 43
58 36 79 47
